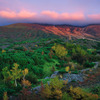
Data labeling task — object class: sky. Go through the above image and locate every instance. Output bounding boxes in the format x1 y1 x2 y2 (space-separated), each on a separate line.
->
0 0 100 26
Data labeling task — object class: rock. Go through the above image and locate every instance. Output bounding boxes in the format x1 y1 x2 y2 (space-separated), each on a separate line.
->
44 77 50 79
93 62 99 69
32 86 41 92
81 68 91 72
50 71 59 78
54 71 59 74
62 73 84 83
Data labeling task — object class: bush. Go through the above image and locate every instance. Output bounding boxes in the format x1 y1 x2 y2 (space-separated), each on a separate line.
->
65 42 75 50
25 71 38 84
72 47 88 64
52 44 68 58
84 61 95 68
69 86 99 100
41 77 64 99
91 85 100 96
62 92 72 100
14 46 24 51
43 66 53 77
59 70 66 74
71 70 80 74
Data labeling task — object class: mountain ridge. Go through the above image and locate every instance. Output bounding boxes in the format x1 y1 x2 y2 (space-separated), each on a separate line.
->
0 23 100 42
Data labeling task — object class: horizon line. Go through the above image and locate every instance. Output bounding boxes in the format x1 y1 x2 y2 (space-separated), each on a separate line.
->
1 22 100 27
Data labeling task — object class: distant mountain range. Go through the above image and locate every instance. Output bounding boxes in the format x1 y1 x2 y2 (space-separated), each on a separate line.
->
0 23 100 42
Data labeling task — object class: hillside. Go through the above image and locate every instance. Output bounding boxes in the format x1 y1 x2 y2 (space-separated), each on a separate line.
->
0 23 100 100
0 38 100 100
0 23 100 43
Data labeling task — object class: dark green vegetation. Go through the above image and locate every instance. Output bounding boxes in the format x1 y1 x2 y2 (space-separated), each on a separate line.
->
0 38 100 100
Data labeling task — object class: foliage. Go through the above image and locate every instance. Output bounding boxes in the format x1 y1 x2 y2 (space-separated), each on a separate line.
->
69 86 99 100
65 66 70 72
0 87 16 99
65 42 75 50
72 46 88 64
25 71 38 84
22 68 28 80
3 92 8 100
0 38 99 99
52 44 68 58
62 92 72 100
91 85 100 96
21 79 31 87
71 70 79 74
2 50 6 53
2 67 9 83
43 60 58 77
59 70 66 74
84 61 95 68
7 63 22 87
41 77 63 99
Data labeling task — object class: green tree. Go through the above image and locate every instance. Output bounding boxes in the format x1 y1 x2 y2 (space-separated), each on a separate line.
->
8 63 22 87
2 67 9 84
52 44 68 58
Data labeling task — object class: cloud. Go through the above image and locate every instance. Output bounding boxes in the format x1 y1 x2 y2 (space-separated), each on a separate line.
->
0 10 16 18
41 11 59 19
88 14 100 20
0 10 85 21
41 10 85 20
0 10 37 19
0 9 88 25
61 12 85 20
17 10 36 18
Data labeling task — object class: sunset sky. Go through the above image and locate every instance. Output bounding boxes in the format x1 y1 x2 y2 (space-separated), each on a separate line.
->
0 0 100 26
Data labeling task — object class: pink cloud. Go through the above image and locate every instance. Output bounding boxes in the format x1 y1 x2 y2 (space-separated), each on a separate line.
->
0 11 16 18
41 11 59 18
88 14 100 20
61 12 85 20
0 10 37 19
41 10 85 20
0 9 85 22
17 10 36 18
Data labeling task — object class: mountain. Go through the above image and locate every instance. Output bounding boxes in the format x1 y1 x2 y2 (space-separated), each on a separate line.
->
0 23 100 43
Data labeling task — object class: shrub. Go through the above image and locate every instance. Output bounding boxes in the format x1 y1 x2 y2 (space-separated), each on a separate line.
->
14 46 24 51
69 86 99 100
7 63 22 87
52 44 68 58
2 50 6 53
25 72 38 84
72 47 88 64
59 70 66 74
65 42 75 50
3 92 8 100
43 66 53 77
21 79 31 87
91 85 100 96
62 92 72 100
65 66 70 72
41 77 63 99
84 61 95 68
